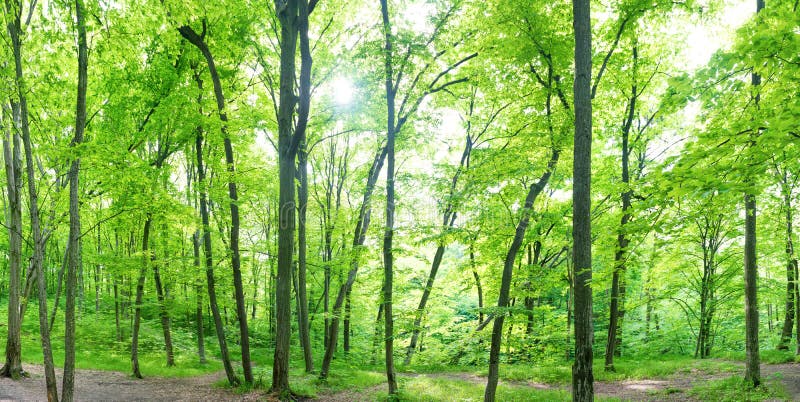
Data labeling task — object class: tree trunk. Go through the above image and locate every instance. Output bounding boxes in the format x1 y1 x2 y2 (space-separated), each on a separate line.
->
743 0 763 387
131 218 151 379
193 232 207 364
343 289 352 353
296 144 314 372
1 103 24 380
572 0 594 398
778 174 795 350
484 149 559 402
191 68 238 386
178 23 252 384
605 44 637 371
319 145 388 379
152 251 175 367
471 246 484 325
380 0 398 394
272 0 314 392
63 1 88 399
743 191 760 386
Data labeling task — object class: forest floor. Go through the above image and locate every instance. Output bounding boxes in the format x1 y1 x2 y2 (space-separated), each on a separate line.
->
0 361 797 401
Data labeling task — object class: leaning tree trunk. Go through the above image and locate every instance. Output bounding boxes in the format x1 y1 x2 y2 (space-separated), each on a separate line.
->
484 149 559 402
572 0 594 398
178 23 252 384
319 145 387 379
190 68 238 386
63 1 88 399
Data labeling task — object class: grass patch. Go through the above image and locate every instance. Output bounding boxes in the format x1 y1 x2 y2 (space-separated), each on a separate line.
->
395 376 571 402
689 375 787 401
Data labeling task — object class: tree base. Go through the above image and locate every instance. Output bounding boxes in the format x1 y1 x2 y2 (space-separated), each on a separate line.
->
0 364 29 380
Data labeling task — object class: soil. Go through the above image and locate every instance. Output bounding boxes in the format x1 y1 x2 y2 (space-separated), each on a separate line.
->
0 363 267 401
1 362 798 401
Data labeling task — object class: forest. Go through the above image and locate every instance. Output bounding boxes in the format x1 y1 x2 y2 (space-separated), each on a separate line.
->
0 0 799 401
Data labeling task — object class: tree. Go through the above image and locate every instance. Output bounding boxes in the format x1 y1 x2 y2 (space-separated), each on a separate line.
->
178 18 252 384
62 0 89 399
379 0 399 394
190 63 238 386
2 0 58 398
272 0 315 394
743 0 764 388
572 0 594 400
1 103 24 380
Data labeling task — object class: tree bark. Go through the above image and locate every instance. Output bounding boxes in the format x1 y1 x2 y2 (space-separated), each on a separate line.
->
572 0 594 398
380 0 398 394
296 143 314 372
192 232 207 364
606 46 637 369
6 12 58 386
1 103 24 380
778 172 795 350
191 68 238 386
178 22 252 384
743 0 763 387
471 246 484 325
484 149 559 402
131 219 150 379
63 1 88 399
152 249 175 367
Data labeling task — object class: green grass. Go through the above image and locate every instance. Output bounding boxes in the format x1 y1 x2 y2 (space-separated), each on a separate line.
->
717 349 799 364
688 375 787 401
461 355 740 385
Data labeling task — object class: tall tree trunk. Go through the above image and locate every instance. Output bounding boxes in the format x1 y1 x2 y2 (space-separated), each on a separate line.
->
296 143 314 372
572 0 594 398
484 149 559 402
380 0 398 394
190 70 238 385
1 103 24 380
743 0 763 388
272 0 314 392
605 44 637 371
178 23 252 384
63 1 88 399
743 192 760 386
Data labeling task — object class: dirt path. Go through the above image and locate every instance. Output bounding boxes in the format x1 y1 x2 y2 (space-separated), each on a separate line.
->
762 363 800 401
0 363 267 401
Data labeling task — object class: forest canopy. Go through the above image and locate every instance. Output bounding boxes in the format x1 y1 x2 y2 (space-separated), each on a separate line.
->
1 0 800 401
